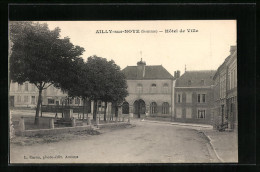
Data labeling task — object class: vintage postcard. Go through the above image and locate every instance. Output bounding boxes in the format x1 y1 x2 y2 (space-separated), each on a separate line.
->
9 20 237 163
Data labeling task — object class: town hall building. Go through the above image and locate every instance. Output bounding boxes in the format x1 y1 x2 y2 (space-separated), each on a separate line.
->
121 59 176 118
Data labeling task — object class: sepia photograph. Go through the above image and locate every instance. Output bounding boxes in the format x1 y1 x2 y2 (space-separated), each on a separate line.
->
9 20 238 164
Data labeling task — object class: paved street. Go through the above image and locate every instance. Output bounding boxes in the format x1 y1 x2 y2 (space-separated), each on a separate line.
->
10 120 219 163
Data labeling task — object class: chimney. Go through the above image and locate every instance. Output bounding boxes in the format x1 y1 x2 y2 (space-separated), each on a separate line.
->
177 70 180 78
174 70 181 78
230 45 237 55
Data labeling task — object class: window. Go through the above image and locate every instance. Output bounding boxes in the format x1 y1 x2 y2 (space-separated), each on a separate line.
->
137 84 143 93
186 92 192 103
17 95 21 102
197 109 206 119
31 96 35 104
176 108 182 118
163 83 169 93
150 102 157 114
151 84 157 93
177 93 182 103
18 84 22 91
228 72 232 89
233 70 236 88
202 94 206 103
75 98 80 104
234 68 237 87
98 101 102 111
48 99 55 104
24 96 28 102
162 102 169 114
197 94 206 103
31 85 36 91
201 80 205 86
186 108 192 118
24 83 28 91
69 98 73 104
188 80 191 86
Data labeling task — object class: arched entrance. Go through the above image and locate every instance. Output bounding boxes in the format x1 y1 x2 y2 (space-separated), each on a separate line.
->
122 102 129 114
133 99 146 118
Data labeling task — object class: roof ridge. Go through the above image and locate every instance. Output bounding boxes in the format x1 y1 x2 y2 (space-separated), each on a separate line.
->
186 70 216 72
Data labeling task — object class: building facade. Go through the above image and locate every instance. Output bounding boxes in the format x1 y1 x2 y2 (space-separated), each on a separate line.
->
122 59 175 118
212 46 237 131
9 81 84 108
9 81 39 108
174 70 216 124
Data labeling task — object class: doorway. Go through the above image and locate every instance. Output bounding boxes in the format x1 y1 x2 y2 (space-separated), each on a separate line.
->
122 102 129 114
133 99 146 118
221 104 224 124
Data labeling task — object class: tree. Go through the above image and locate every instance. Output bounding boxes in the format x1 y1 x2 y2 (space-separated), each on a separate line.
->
100 60 128 120
9 21 85 125
85 56 109 121
58 58 92 119
85 56 128 121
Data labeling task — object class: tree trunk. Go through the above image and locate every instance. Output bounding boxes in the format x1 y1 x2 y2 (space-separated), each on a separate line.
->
77 101 79 118
40 101 43 117
115 105 118 118
61 100 64 118
104 101 107 121
93 100 97 121
86 99 88 118
82 98 85 119
35 88 43 125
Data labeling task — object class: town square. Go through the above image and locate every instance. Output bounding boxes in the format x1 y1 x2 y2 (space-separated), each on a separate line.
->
9 20 237 163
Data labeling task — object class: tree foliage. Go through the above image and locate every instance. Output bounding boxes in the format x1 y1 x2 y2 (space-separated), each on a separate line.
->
9 21 128 124
9 21 85 124
85 56 128 121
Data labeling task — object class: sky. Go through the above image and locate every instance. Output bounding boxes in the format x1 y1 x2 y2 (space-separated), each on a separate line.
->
39 20 236 76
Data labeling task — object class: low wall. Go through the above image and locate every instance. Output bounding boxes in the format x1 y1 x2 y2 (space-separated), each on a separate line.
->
16 120 131 137
17 125 92 137
97 122 130 129
38 117 53 126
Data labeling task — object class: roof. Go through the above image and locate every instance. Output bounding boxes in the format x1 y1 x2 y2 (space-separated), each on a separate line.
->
213 45 237 80
175 70 216 87
122 65 174 80
213 55 231 80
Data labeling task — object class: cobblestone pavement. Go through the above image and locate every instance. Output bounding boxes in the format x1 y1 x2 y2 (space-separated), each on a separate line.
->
10 120 220 163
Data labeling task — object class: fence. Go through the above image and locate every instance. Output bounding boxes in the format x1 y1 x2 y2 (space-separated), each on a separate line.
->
41 105 91 113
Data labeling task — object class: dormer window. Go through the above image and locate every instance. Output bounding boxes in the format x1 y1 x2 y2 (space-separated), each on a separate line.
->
188 80 191 86
163 83 169 93
137 84 143 93
151 84 156 93
201 79 205 86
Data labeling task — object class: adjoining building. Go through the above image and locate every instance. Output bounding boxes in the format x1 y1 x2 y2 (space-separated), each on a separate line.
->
9 81 39 108
174 70 216 124
9 81 83 108
212 45 237 131
122 59 175 118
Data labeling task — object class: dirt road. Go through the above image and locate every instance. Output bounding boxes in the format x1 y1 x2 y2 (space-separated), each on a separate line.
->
10 120 219 163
